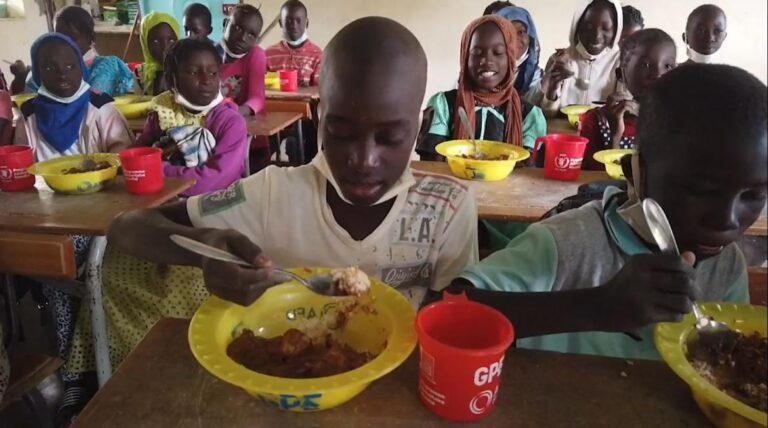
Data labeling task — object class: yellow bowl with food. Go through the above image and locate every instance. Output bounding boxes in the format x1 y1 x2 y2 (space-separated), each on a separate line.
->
593 149 635 180
112 95 152 119
188 267 417 412
265 72 280 90
560 104 595 127
27 153 120 194
655 303 767 428
11 93 36 107
435 140 530 182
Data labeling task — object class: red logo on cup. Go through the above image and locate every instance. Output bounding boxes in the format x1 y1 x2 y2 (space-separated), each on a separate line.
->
554 153 570 169
0 167 11 180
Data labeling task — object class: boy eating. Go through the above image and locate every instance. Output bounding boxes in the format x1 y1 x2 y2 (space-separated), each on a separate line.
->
67 17 478 375
449 64 766 360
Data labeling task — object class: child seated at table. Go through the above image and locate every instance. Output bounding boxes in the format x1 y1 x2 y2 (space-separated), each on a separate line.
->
218 4 266 118
539 0 623 116
448 64 766 360
495 5 545 104
14 33 133 160
183 3 213 42
134 38 248 197
66 16 477 388
580 29 676 170
265 0 323 87
416 15 545 161
135 12 181 95
682 4 727 65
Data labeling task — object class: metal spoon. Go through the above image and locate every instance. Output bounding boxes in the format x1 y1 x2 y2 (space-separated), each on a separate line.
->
457 106 484 160
169 234 339 297
642 198 731 334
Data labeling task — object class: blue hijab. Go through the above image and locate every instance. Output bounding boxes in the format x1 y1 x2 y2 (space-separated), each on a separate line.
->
30 33 91 153
496 6 540 95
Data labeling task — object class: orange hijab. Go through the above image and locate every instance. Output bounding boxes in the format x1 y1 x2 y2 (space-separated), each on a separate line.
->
455 15 523 146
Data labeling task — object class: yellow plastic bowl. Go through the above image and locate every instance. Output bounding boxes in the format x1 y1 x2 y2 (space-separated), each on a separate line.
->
27 153 120 194
655 303 767 428
435 140 530 182
560 104 595 127
11 93 36 107
593 149 635 180
112 95 152 119
188 267 417 412
265 72 280 90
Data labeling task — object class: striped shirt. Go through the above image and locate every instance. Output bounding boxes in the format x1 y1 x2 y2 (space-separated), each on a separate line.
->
265 40 323 87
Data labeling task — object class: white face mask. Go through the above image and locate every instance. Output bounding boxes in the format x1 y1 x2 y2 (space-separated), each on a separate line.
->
173 88 224 115
285 32 309 47
39 80 91 103
686 45 719 64
515 48 529 68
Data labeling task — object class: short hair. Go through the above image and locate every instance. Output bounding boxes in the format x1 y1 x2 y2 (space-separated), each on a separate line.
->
232 3 262 22
163 38 222 87
54 5 95 40
620 28 675 67
483 1 515 16
686 4 726 30
622 5 644 29
184 3 212 26
637 64 767 161
281 0 308 16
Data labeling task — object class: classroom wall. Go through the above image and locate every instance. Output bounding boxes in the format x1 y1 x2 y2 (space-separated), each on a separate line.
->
251 0 768 103
0 0 49 76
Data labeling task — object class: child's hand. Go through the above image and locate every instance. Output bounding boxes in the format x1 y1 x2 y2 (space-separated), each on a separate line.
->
599 252 699 332
10 60 30 78
197 229 288 306
543 49 575 99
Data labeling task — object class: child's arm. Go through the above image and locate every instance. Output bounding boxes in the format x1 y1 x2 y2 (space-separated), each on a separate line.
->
415 92 450 161
9 61 30 95
522 105 546 152
242 48 267 116
448 225 699 338
134 112 162 147
310 54 322 86
161 109 248 196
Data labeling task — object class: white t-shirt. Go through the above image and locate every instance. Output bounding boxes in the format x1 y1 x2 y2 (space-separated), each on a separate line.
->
187 164 479 308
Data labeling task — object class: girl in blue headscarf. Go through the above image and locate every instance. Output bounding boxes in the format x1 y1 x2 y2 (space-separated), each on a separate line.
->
496 5 544 104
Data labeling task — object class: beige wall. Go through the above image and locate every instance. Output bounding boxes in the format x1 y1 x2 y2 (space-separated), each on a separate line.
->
2 0 766 97
252 0 767 103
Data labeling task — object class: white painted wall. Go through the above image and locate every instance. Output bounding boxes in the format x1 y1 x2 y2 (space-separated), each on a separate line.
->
0 0 49 77
1 0 766 98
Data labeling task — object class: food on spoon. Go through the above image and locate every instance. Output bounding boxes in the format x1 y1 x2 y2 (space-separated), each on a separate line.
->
687 330 767 411
62 160 113 175
331 266 371 296
226 328 376 378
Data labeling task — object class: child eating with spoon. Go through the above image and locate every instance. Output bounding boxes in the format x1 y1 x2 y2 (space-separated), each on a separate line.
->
67 17 478 383
448 64 766 360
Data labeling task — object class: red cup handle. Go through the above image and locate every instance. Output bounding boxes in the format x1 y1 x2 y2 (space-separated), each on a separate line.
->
442 290 468 302
532 137 546 166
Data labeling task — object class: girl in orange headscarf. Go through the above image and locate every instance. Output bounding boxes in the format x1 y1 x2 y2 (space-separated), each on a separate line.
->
417 15 546 161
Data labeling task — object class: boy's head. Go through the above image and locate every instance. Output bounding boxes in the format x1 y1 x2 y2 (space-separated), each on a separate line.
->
31 34 85 98
319 17 427 206
684 4 727 55
224 4 263 55
54 6 95 55
164 39 221 106
620 5 644 42
280 0 308 43
483 1 514 16
619 29 676 98
576 0 619 56
636 64 767 260
183 3 213 41
464 17 517 92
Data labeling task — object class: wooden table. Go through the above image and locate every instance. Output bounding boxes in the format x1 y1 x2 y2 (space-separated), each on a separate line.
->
547 117 579 135
0 176 195 386
126 112 303 138
412 161 768 236
266 86 320 101
73 318 711 428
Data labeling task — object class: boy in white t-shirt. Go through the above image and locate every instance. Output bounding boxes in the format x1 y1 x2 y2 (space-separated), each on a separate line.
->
107 16 478 309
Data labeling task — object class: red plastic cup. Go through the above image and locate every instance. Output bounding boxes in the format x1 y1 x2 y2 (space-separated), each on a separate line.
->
415 292 515 422
0 146 36 192
119 147 164 195
532 134 589 181
279 70 298 92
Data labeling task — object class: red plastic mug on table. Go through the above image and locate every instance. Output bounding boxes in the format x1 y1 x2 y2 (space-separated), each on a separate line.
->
415 292 515 422
532 134 589 181
279 70 298 92
0 146 35 192
119 147 164 195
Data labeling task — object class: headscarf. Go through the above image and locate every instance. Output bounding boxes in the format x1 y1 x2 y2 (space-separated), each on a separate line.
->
569 0 623 51
139 12 181 93
496 6 540 96
456 15 523 147
30 33 92 154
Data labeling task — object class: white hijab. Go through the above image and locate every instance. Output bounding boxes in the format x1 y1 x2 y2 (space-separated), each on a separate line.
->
568 0 624 51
